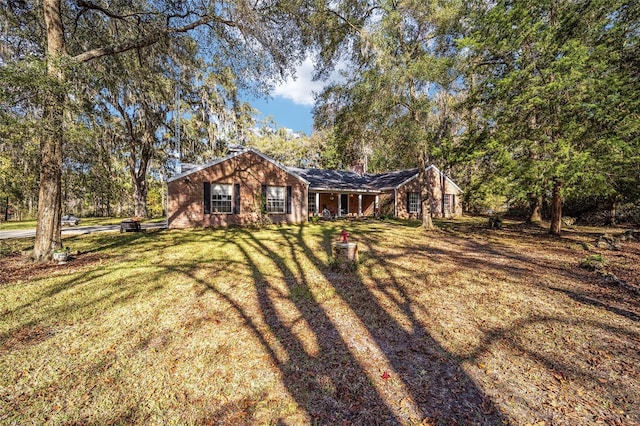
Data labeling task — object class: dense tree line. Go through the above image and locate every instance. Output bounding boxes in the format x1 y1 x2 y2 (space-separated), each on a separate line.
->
315 0 639 234
1 0 638 260
1 0 368 260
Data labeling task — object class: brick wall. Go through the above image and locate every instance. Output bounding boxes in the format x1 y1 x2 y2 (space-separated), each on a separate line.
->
168 150 308 229
394 168 462 219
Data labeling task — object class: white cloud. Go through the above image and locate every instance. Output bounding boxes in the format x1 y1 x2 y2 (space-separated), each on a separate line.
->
272 57 325 106
272 57 347 107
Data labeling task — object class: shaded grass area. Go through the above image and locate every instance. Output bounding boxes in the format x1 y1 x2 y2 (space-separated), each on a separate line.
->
0 216 166 231
0 238 34 257
1 219 639 425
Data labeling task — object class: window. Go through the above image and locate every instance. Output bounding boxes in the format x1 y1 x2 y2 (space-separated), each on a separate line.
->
212 184 233 213
444 194 453 214
408 192 420 213
266 186 286 213
308 192 317 214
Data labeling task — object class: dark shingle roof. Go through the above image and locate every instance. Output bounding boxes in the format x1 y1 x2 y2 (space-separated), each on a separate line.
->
169 146 461 193
287 167 420 192
367 168 419 190
287 167 377 191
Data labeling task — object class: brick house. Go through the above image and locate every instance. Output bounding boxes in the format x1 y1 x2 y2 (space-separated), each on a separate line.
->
167 148 462 228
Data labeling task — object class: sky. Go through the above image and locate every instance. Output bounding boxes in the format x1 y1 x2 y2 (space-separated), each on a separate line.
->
246 57 333 135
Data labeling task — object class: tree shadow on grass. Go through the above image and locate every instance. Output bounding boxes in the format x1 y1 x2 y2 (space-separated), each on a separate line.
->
348 220 640 423
295 224 506 424
548 286 640 322
171 231 400 424
175 224 508 424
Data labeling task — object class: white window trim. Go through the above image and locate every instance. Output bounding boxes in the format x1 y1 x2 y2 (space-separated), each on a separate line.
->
444 194 453 214
211 183 233 214
266 185 286 214
308 192 317 215
408 192 420 214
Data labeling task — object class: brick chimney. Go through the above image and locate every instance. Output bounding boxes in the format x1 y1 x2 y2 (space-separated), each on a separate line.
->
349 158 367 176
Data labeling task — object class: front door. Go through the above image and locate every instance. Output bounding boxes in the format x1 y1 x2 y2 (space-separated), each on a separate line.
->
340 194 349 216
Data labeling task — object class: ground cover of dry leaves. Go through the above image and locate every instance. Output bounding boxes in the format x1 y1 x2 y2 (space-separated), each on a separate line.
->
0 218 638 425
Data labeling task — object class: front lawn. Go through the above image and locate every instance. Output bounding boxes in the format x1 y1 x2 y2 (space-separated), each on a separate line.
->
0 216 166 231
1 219 638 425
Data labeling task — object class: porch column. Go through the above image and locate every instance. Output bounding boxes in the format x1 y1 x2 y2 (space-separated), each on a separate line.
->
315 192 320 215
375 195 379 215
358 194 362 217
337 194 342 217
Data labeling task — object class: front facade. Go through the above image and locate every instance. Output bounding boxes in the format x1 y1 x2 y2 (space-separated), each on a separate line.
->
388 166 463 219
167 149 308 228
167 148 462 229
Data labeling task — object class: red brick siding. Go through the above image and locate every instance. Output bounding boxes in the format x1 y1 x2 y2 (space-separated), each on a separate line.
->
318 193 339 217
430 171 463 218
396 179 422 219
378 192 395 217
395 168 462 219
168 151 307 228
361 195 376 216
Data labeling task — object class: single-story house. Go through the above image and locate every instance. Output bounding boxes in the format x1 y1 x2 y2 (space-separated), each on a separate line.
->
167 147 462 229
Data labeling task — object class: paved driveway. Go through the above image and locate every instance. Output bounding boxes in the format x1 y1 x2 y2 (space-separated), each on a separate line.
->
0 222 167 240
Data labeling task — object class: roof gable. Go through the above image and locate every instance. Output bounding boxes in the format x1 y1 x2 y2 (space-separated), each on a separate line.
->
167 148 309 185
425 165 463 193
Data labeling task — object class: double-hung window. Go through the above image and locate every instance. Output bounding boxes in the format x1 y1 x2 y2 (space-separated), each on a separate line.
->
211 184 233 214
266 186 286 214
308 192 317 215
408 192 420 214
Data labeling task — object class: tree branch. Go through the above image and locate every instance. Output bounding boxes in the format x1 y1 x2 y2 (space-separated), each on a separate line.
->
75 0 150 21
72 15 237 63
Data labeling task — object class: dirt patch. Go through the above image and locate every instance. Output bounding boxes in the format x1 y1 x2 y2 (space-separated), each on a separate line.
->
0 324 57 353
0 252 110 285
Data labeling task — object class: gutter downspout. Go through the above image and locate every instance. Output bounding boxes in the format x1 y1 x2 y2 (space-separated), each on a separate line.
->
305 183 310 222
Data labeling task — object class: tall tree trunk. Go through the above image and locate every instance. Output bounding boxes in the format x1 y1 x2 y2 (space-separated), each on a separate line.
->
128 130 153 218
527 193 543 223
4 197 8 221
549 179 562 235
418 154 434 230
607 195 619 226
132 175 148 218
34 0 65 261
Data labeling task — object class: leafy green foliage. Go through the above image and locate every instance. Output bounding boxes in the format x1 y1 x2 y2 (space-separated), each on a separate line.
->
315 0 465 173
460 0 640 228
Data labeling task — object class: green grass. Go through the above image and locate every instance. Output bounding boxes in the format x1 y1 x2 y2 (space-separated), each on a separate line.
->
0 238 33 256
1 218 639 425
0 216 166 231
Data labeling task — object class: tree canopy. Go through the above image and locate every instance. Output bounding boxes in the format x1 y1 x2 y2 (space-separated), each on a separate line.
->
1 0 638 251
1 0 371 259
314 0 639 232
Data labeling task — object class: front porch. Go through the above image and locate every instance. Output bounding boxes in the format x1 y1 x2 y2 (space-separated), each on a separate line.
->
308 191 379 218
